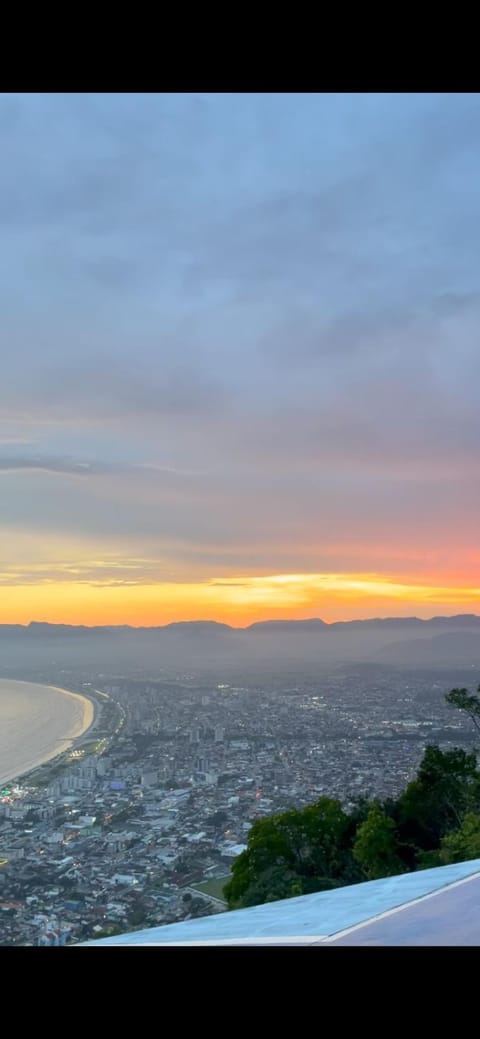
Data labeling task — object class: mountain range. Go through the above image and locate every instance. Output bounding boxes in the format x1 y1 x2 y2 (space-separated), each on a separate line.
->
0 614 479 636
0 615 478 671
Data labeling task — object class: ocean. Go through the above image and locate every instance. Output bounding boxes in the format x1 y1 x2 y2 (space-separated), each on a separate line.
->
0 679 94 786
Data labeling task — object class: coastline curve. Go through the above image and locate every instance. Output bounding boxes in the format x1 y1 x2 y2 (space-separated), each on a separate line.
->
0 679 95 787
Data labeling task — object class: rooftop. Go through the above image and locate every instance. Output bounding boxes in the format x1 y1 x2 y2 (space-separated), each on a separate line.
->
80 858 480 946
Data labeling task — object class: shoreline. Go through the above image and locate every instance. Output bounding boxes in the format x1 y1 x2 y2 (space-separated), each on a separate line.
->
0 679 96 787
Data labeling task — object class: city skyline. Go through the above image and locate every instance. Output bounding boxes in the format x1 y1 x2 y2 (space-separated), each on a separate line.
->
1 93 480 625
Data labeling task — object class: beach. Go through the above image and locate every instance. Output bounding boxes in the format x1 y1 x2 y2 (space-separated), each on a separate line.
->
0 679 94 786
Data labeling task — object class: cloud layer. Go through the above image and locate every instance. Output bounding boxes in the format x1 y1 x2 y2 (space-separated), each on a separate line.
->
1 93 480 621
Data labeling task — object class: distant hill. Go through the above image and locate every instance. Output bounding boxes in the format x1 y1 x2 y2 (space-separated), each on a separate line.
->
377 631 480 667
0 615 478 672
331 615 480 631
162 621 235 635
247 619 329 633
0 614 477 637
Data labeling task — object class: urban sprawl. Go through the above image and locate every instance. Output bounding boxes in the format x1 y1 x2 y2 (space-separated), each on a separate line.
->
0 663 477 945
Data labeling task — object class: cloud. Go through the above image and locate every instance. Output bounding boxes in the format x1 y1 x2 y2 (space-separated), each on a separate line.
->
1 93 480 608
0 456 99 476
0 453 207 480
0 555 171 586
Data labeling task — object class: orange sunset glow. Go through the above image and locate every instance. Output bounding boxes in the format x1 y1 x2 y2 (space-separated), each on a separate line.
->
1 570 480 627
1 92 479 629
4 91 480 956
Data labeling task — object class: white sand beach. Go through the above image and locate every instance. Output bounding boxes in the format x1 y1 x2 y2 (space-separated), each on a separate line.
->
0 679 94 786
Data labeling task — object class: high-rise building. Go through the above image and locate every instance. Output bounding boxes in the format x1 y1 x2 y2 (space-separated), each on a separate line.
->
195 754 210 774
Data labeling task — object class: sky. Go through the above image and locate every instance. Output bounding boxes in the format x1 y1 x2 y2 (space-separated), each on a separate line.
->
1 92 480 626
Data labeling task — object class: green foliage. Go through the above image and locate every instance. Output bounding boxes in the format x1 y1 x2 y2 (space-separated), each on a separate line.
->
439 813 480 865
223 686 480 912
394 745 480 860
445 686 480 734
93 923 124 939
234 865 303 907
415 848 443 870
224 797 358 909
127 907 146 927
353 803 406 880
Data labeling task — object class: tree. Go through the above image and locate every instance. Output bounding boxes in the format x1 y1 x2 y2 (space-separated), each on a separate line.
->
223 816 295 908
93 923 124 939
127 907 147 927
223 797 355 909
353 803 406 880
394 745 480 861
222 683 480 914
237 865 303 907
445 686 480 736
187 896 211 919
439 813 480 865
271 799 352 878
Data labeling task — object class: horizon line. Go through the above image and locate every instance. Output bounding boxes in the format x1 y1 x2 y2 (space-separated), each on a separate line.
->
2 612 480 632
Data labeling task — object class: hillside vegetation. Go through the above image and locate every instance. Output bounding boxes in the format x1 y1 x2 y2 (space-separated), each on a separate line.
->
224 684 480 908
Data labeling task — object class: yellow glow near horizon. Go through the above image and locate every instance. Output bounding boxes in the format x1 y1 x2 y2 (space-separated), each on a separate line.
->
1 571 479 626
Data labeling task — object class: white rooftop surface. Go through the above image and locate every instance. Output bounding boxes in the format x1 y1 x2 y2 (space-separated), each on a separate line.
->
81 858 480 946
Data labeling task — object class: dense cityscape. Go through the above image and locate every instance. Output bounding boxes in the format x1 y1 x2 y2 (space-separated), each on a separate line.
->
3 93 480 948
0 660 478 946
